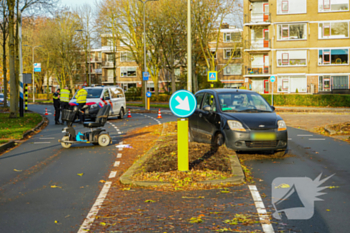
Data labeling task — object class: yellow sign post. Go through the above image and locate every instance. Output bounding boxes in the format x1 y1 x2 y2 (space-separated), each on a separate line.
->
177 118 189 171
147 97 150 110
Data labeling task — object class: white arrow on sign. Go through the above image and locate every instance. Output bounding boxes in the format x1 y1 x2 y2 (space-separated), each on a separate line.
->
175 96 190 111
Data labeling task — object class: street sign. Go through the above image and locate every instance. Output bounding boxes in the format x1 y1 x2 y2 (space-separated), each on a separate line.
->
23 73 32 84
169 90 197 118
208 71 218 82
143 72 149 81
34 63 41 72
83 81 87 86
146 91 152 98
270 76 276 83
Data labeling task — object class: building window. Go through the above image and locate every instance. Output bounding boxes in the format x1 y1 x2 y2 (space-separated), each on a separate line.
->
277 76 307 93
224 49 241 59
277 50 307 66
210 50 217 59
223 64 242 75
319 22 349 39
319 76 349 91
120 38 130 47
106 38 113 46
277 0 306 14
107 54 114 62
223 32 241 42
107 69 114 78
278 24 307 40
318 49 349 65
120 52 135 62
319 0 349 12
120 67 137 77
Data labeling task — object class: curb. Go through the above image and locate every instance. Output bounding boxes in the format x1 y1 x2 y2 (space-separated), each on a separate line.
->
0 114 47 154
120 125 245 187
276 108 350 113
28 102 53 106
324 125 337 135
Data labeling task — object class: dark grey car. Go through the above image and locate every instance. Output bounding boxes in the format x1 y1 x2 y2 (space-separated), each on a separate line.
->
189 89 288 157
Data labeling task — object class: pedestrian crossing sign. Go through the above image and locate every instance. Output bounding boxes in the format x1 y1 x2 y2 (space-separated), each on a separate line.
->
208 71 218 82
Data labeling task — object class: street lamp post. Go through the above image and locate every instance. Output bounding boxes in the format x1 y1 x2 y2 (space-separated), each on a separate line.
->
139 0 158 110
76 29 91 86
187 0 192 92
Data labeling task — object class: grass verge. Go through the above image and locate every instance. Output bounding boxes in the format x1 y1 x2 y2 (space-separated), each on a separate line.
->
0 113 42 140
127 103 169 108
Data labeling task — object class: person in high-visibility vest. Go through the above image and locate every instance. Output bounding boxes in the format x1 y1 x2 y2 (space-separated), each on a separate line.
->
53 88 62 125
76 85 88 123
60 86 71 123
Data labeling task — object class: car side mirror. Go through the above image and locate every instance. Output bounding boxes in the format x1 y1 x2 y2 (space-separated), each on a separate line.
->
271 106 276 111
203 105 212 112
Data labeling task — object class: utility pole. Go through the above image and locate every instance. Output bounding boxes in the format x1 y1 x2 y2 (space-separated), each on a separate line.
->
187 0 192 92
18 11 23 117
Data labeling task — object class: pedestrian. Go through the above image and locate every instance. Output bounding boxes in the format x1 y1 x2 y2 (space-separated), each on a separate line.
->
75 85 88 123
60 86 71 123
53 88 62 125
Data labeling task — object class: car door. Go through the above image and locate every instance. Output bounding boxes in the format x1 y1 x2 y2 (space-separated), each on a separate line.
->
196 93 218 144
102 88 113 115
109 87 121 114
189 92 205 140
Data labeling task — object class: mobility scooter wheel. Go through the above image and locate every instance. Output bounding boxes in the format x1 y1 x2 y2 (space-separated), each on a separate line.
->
61 136 72 148
98 134 111 147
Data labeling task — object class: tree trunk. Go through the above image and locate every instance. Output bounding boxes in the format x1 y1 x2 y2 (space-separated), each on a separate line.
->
170 49 176 94
14 4 19 114
192 55 198 93
2 21 8 107
8 0 16 117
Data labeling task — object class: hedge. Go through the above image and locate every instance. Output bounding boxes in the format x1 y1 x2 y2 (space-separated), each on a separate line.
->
262 94 350 107
28 94 53 99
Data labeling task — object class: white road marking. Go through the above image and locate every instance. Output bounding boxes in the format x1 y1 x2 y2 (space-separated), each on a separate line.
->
114 161 120 167
34 142 51 144
248 185 275 233
309 138 326 141
118 132 122 134
288 138 292 140
118 147 123 151
119 141 123 145
39 138 55 140
109 171 117 178
117 153 122 158
77 181 112 233
297 134 313 137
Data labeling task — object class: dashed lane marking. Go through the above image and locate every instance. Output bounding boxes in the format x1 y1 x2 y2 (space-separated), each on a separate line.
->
288 138 292 140
117 153 122 158
297 134 313 137
248 185 275 233
39 138 55 140
114 161 120 167
34 142 51 144
309 138 326 141
109 171 117 178
77 181 112 233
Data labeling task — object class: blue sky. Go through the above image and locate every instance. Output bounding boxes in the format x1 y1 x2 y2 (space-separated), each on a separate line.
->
59 0 96 9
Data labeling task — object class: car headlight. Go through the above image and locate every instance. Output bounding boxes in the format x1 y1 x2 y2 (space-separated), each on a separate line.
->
227 120 246 132
278 120 287 131
91 104 98 108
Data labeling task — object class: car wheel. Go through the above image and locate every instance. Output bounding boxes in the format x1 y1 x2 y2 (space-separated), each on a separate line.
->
213 133 224 147
274 150 286 157
91 117 96 122
61 136 72 149
118 108 124 119
98 134 111 147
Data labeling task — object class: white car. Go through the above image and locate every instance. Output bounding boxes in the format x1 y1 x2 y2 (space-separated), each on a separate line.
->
0 93 9 106
69 86 126 120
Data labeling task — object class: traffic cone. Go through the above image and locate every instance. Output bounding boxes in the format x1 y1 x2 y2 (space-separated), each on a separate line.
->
157 109 162 119
127 109 132 118
45 108 49 116
54 111 56 116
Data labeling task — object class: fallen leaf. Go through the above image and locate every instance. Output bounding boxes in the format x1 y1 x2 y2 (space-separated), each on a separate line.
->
77 173 84 176
327 209 330 211
54 220 58 224
145 200 156 203
100 222 106 226
99 180 106 183
80 186 85 189
51 185 61 189
14 169 22 172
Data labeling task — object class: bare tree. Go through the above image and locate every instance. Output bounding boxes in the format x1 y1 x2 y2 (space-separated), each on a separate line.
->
0 0 9 107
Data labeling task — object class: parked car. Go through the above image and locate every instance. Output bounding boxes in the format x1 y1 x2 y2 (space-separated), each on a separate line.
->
69 86 126 120
189 89 288 157
0 93 9 106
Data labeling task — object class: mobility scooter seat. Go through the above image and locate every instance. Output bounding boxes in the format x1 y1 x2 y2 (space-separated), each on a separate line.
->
83 105 110 128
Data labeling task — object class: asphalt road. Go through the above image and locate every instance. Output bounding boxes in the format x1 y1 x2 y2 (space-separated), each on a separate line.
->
246 127 350 233
0 104 177 233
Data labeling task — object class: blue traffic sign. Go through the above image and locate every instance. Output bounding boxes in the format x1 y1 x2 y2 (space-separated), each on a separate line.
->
143 72 149 81
34 63 41 72
169 90 197 118
146 91 152 98
270 76 276 83
208 71 218 82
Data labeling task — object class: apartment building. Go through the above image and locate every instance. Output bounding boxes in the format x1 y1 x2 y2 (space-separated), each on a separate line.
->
243 0 350 94
210 26 244 88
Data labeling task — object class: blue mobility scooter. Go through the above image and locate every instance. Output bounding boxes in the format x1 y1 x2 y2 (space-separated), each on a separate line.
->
59 105 112 148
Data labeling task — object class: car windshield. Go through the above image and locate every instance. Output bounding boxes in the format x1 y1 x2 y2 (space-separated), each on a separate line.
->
218 93 273 112
0 94 3 98
72 89 103 99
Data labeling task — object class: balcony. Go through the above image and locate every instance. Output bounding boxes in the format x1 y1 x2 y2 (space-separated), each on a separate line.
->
244 13 271 25
245 66 271 76
245 39 271 51
102 76 114 83
102 61 114 67
89 56 102 63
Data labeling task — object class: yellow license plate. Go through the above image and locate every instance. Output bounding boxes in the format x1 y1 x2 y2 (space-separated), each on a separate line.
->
251 133 276 141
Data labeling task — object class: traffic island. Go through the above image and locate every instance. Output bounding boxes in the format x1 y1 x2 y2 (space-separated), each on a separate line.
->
120 122 245 190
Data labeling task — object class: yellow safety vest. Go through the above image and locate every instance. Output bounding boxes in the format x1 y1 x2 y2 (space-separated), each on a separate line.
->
76 89 88 104
60 89 70 102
